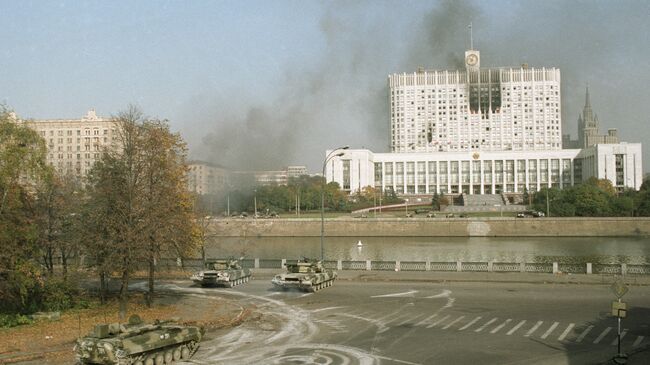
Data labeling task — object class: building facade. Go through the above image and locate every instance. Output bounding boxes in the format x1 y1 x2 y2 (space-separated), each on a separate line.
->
187 162 309 195
327 145 642 195
187 161 230 195
328 47 643 195
390 49 562 153
20 110 119 178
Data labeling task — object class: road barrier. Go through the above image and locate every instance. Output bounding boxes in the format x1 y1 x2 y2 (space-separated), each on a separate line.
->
166 258 650 275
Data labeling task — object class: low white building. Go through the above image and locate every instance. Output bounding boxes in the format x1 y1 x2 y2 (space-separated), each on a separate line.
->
326 143 642 195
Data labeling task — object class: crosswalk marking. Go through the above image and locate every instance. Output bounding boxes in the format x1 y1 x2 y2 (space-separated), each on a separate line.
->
415 314 438 327
507 320 527 335
525 321 544 337
575 325 594 343
397 314 425 326
633 336 645 348
490 319 512 334
541 322 559 339
376 311 405 324
387 313 412 326
442 316 465 330
610 329 627 346
458 316 482 331
427 315 450 328
475 318 498 333
558 323 575 341
593 327 612 344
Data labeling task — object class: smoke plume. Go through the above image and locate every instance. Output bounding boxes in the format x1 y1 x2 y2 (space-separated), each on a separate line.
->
190 0 650 172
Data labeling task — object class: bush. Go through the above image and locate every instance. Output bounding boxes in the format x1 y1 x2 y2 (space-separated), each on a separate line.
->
0 313 33 328
40 277 88 312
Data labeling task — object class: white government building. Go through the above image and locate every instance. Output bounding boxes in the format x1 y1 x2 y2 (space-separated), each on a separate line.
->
327 48 643 195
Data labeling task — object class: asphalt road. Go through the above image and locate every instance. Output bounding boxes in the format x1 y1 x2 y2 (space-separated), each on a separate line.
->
149 278 650 365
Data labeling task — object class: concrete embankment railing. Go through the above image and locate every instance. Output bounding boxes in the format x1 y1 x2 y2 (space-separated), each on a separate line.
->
165 258 650 276
209 217 650 237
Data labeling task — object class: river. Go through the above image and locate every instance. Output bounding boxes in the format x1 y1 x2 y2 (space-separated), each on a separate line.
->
205 236 650 264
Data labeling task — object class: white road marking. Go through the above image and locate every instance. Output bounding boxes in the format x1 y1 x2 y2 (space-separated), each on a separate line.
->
424 289 452 299
312 306 346 313
386 313 412 326
541 322 559 339
610 329 627 346
575 325 594 343
375 310 406 324
507 320 526 336
633 336 645 348
475 318 498 332
442 316 465 330
593 327 612 344
490 319 512 334
397 313 425 326
525 321 544 337
415 314 438 327
557 323 575 341
459 316 482 331
371 290 418 298
427 315 450 328
300 293 313 298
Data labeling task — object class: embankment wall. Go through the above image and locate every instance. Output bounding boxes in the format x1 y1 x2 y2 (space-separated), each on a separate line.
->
209 218 650 237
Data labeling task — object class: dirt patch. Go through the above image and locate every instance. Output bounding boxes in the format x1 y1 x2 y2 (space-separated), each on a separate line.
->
0 293 248 365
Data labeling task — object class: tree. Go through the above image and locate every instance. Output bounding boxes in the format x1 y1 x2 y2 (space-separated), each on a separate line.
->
0 108 50 312
34 172 83 279
431 192 448 211
139 118 198 306
83 107 198 314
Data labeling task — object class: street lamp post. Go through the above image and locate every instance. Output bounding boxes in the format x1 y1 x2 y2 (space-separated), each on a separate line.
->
321 146 349 262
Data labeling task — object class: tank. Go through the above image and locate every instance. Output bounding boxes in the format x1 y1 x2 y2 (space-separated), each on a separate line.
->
74 314 203 365
190 258 251 287
271 258 337 292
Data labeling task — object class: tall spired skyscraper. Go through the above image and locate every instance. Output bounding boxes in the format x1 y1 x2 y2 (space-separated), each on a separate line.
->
577 87 619 148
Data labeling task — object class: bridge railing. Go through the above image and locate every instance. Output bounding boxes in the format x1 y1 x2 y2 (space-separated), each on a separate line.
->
161 258 649 276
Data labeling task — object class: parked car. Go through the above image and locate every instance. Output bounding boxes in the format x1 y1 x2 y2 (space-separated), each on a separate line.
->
516 212 525 218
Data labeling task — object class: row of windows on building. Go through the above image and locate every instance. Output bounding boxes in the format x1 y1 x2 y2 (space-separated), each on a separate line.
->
341 158 598 194
39 128 113 137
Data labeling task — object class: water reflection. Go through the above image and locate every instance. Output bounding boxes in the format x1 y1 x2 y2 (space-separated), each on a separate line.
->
205 236 650 264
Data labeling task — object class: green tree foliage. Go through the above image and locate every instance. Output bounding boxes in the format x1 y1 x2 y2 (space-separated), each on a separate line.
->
531 178 649 217
0 108 50 313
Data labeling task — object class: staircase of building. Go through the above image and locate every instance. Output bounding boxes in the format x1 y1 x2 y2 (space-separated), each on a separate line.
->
459 194 505 207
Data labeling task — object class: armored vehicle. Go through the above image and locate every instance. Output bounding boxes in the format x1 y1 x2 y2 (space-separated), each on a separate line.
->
271 258 337 292
74 314 203 365
190 258 251 287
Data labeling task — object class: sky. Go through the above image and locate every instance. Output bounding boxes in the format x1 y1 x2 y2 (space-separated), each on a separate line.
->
2 0 649 172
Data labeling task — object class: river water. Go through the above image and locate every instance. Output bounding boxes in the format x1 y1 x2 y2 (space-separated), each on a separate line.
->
206 236 650 264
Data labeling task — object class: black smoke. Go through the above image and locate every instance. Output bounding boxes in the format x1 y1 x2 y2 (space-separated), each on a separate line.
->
188 0 650 172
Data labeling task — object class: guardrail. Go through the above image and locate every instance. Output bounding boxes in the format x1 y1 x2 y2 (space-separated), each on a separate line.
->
163 258 650 275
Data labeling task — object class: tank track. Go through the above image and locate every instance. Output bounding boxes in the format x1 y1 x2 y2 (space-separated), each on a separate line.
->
111 340 200 365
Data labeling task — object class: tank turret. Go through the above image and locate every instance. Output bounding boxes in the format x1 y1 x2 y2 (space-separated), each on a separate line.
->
271 257 337 292
190 257 251 287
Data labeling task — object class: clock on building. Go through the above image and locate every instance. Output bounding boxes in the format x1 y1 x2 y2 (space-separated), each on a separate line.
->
466 53 479 67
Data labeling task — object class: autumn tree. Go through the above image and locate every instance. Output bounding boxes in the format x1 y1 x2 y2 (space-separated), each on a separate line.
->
35 172 83 279
83 106 198 314
139 119 198 307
